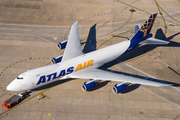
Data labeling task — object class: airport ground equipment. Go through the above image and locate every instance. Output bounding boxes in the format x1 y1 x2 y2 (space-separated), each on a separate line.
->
2 93 25 109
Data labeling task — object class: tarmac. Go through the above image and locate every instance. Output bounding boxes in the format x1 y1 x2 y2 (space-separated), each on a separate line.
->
0 0 180 120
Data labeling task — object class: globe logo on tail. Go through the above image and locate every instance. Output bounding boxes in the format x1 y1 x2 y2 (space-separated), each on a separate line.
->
139 14 157 36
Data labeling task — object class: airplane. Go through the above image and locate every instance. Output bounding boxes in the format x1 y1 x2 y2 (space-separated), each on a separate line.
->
7 13 171 94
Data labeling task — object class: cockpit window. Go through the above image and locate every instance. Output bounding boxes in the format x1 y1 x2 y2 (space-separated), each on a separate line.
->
17 77 23 79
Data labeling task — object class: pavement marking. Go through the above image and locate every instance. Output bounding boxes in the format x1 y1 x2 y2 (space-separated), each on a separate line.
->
0 87 53 116
40 93 51 100
159 88 166 92
53 37 58 40
116 58 180 108
116 0 180 26
97 30 133 49
116 55 180 110
141 87 180 109
173 87 180 92
124 62 155 78
96 0 138 31
0 33 56 45
124 61 180 92
0 57 53 116
0 23 70 28
174 115 180 120
154 0 167 36
0 57 51 97
75 0 137 41
155 1 180 25
102 13 133 37
65 11 119 39
117 57 180 91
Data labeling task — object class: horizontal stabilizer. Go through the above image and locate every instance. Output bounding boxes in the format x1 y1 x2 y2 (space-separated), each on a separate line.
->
134 24 141 34
140 38 169 45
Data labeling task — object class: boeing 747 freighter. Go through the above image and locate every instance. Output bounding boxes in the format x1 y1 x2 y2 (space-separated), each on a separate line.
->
7 13 170 94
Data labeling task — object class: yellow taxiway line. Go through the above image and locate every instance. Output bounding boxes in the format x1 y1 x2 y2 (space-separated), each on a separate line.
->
116 0 180 26
40 93 51 100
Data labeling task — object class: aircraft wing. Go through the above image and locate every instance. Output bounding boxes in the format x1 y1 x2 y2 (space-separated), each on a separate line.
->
61 21 84 62
69 69 171 87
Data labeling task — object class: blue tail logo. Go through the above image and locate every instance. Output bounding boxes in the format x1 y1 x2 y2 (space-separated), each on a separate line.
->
139 13 157 36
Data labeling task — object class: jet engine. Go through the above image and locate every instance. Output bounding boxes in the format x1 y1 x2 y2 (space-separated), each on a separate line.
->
57 40 68 50
82 80 100 91
51 55 63 64
57 40 84 50
112 83 127 94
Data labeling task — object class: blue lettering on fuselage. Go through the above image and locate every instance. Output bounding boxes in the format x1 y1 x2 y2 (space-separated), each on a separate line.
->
66 67 74 74
47 73 57 81
36 67 74 85
36 75 46 85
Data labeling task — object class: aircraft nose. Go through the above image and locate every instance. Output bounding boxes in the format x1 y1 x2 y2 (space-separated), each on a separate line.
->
6 84 11 91
6 80 22 91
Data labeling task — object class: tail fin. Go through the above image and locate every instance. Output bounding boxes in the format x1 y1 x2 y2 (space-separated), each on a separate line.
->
131 13 158 40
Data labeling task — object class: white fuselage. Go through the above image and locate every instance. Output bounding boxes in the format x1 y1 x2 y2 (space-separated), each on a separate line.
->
7 40 131 91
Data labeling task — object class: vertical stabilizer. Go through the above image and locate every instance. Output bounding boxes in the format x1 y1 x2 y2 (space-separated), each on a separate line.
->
131 13 157 41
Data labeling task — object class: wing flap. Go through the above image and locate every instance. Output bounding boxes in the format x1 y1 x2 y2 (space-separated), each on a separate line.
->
62 21 83 62
69 69 171 87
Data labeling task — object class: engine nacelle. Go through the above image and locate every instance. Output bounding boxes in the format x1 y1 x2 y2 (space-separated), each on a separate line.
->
112 83 127 94
82 81 96 91
57 40 68 50
51 55 63 64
